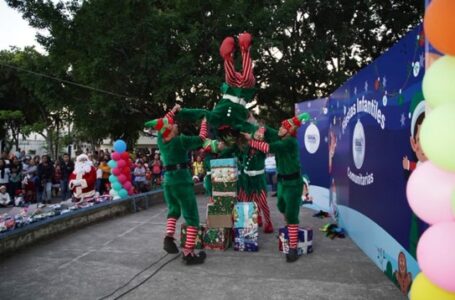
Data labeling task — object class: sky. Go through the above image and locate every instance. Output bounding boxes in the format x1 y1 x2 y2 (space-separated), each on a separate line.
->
0 0 45 53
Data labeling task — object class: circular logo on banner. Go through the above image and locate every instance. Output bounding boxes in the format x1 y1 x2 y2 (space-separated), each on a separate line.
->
304 123 320 154
352 120 366 169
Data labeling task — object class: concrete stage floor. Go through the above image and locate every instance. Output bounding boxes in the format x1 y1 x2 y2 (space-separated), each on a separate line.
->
0 195 405 300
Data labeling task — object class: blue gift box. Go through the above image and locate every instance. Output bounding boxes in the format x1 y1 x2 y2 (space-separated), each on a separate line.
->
234 227 259 252
278 227 313 255
233 202 259 229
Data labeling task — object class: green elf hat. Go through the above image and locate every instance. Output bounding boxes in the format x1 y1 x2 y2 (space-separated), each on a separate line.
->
409 91 425 138
144 117 174 138
203 139 220 154
281 112 310 135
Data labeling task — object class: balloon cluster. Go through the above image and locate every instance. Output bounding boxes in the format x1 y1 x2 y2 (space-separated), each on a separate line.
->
107 140 134 199
408 1 455 298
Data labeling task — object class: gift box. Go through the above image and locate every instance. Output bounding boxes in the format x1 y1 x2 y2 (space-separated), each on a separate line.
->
212 196 236 213
233 202 259 229
233 227 259 252
211 158 238 194
278 227 313 255
207 213 232 228
180 223 206 249
203 227 231 250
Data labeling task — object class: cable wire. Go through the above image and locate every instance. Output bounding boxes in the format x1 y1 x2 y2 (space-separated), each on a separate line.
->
113 254 181 300
97 253 170 300
0 61 142 101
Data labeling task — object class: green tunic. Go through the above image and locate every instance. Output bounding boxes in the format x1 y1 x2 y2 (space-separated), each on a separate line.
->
260 136 303 224
242 148 267 196
158 134 203 226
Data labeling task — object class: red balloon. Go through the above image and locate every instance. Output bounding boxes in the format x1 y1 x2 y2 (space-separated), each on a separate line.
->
118 174 127 184
112 168 121 176
117 159 126 168
124 181 132 190
127 189 134 195
123 167 131 175
111 152 121 161
121 152 129 160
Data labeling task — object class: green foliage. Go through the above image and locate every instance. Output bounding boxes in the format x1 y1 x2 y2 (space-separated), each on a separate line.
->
4 0 423 136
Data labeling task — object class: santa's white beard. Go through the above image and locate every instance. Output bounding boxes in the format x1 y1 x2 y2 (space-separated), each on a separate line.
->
74 161 93 174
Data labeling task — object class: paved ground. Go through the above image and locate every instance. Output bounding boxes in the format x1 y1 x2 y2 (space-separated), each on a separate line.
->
0 195 405 300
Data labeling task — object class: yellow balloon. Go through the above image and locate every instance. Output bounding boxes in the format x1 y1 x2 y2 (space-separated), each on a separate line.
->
411 273 455 300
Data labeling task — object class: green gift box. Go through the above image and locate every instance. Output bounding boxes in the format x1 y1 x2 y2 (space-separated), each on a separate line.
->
203 227 231 250
213 196 236 213
180 223 206 249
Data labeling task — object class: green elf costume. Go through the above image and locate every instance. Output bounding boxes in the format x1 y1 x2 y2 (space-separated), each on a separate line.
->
246 112 310 262
174 32 257 140
145 110 208 265
239 126 274 233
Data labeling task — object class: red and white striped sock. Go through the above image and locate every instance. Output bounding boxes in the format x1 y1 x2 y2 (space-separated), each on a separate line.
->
166 217 177 237
199 119 208 139
183 225 198 256
288 224 299 249
255 190 271 225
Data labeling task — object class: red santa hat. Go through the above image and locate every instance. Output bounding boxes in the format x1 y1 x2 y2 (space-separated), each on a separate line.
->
144 117 174 139
219 32 256 88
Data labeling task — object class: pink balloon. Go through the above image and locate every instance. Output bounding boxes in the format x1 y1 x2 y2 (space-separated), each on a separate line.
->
111 152 121 161
117 159 126 168
112 168 121 176
117 174 127 184
417 221 455 292
123 181 132 190
127 189 134 195
407 161 455 225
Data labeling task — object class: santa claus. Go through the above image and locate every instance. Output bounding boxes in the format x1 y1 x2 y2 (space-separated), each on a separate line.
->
69 154 96 202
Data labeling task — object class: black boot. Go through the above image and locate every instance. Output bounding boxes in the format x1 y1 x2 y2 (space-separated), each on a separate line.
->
163 236 179 254
182 251 206 265
286 248 299 263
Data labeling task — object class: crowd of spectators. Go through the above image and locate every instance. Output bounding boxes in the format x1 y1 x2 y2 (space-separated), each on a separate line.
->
0 146 246 207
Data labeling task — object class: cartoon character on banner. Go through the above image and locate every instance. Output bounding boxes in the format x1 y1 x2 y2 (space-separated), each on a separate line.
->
401 94 428 258
329 178 339 222
393 251 413 295
402 95 427 173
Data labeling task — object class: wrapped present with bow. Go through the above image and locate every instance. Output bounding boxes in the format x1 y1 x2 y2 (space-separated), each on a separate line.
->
233 227 259 252
278 226 313 255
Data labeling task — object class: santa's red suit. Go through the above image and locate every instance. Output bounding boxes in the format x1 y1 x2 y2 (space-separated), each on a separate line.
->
69 154 97 202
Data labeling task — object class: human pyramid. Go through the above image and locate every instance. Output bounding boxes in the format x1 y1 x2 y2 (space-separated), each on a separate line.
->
145 32 310 265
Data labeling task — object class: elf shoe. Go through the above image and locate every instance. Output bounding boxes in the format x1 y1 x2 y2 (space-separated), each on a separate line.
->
264 222 274 234
163 236 179 254
220 36 235 59
238 32 252 51
286 248 299 263
182 251 206 265
257 214 263 227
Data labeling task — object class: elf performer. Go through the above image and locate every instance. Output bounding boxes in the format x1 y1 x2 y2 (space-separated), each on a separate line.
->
241 126 274 233
145 105 208 265
242 112 310 262
174 31 257 139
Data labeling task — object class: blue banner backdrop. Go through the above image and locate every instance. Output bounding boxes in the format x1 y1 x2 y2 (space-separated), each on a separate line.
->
296 25 427 296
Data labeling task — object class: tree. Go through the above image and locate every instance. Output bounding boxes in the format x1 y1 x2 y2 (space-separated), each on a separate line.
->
6 0 423 130
0 47 71 159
